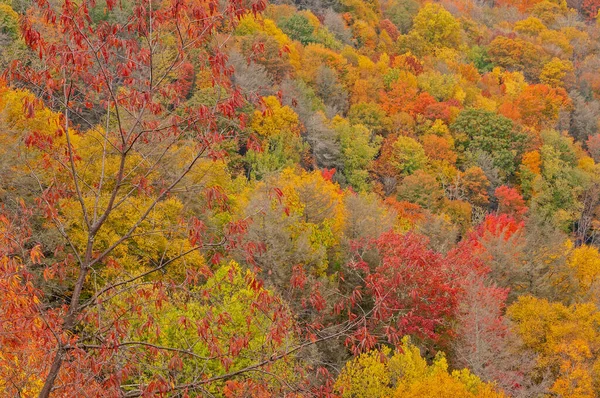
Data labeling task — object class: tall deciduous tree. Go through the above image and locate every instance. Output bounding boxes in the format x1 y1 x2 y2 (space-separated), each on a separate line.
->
452 109 526 178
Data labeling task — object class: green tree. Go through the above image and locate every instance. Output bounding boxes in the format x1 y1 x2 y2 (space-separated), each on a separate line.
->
332 116 382 191
452 109 526 178
391 135 428 176
280 14 316 45
0 2 18 39
123 261 299 395
348 102 390 135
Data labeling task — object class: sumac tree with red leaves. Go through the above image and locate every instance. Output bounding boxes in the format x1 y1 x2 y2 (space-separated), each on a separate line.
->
341 232 463 353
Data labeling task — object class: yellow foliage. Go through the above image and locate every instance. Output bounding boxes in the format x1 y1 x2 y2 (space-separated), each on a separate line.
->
539 30 573 57
298 43 348 82
454 84 467 104
530 0 563 24
252 96 301 137
508 296 600 397
540 58 574 88
237 15 291 47
376 53 391 74
0 3 19 38
514 17 546 35
356 53 376 73
426 119 452 137
340 0 380 25
434 47 462 63
9 111 217 279
551 363 595 398
109 260 298 394
263 4 296 21
341 45 360 66
473 95 497 111
61 193 203 277
429 160 459 183
567 245 600 298
560 26 588 42
351 79 374 104
410 3 461 51
0 84 73 192
236 14 302 69
335 347 393 398
277 168 346 239
502 71 527 99
396 70 418 89
0 87 66 146
335 337 505 398
301 9 321 29
578 156 596 172
352 19 378 49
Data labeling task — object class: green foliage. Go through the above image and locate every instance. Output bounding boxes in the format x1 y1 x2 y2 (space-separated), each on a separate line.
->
246 134 308 179
348 102 390 134
0 3 18 39
452 109 526 177
397 170 444 209
246 96 308 179
333 117 382 191
530 144 587 230
280 14 314 44
384 0 420 33
126 261 298 393
391 135 428 176
382 68 401 90
417 71 458 102
540 129 578 166
468 45 493 73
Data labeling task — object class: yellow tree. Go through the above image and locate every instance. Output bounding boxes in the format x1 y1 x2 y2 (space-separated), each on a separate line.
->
540 58 575 88
335 337 505 398
247 96 308 179
566 243 600 301
508 296 600 397
408 3 461 52
239 168 346 290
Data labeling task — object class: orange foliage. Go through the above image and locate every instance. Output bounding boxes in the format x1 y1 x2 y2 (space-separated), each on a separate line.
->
379 19 400 41
384 197 426 228
514 84 571 129
521 151 542 174
497 101 522 122
495 0 544 13
379 81 419 115
422 134 457 164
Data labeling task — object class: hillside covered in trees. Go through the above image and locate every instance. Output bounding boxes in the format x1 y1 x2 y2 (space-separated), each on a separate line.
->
2 0 600 396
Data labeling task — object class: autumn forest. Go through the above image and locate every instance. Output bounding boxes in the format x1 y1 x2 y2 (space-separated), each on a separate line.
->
1 0 600 396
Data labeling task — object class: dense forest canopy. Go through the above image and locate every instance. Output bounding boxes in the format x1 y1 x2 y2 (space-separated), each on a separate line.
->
2 0 600 395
